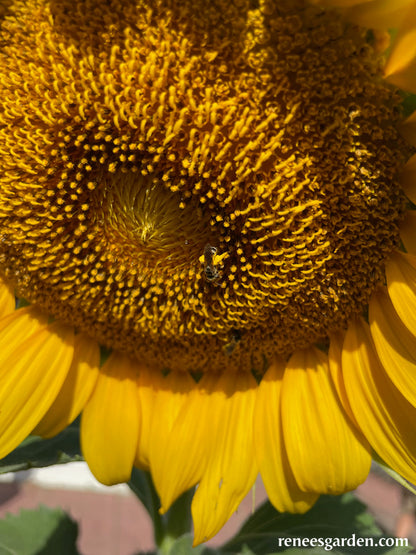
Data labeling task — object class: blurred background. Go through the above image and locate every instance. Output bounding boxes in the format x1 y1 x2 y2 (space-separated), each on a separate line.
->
0 463 414 555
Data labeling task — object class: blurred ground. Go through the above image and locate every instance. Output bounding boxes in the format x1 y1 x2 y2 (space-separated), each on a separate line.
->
0 463 414 555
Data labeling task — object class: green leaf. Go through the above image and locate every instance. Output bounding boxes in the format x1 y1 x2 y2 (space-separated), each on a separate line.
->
222 493 413 555
237 547 257 555
163 534 219 555
0 424 82 474
0 506 80 555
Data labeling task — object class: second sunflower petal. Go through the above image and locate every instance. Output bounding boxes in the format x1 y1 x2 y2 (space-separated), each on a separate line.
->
281 347 371 494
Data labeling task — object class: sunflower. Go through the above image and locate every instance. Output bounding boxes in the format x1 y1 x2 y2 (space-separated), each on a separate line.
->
1 0 416 545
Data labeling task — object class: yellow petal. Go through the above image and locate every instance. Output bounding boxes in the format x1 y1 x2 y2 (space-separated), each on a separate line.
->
254 360 318 514
400 211 416 255
385 1 416 93
385 250 416 337
399 111 416 146
328 331 363 431
401 153 416 204
33 333 100 438
344 0 415 30
343 316 416 484
149 371 205 512
0 320 74 458
370 287 416 407
192 371 258 546
281 347 371 494
0 306 48 351
134 365 159 471
0 278 15 319
81 351 140 486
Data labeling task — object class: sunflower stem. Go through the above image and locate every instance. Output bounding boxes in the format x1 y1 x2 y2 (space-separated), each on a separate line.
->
127 469 165 547
156 488 194 554
163 486 194 539
128 469 194 551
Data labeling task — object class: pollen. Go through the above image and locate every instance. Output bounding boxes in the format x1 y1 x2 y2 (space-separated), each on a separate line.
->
0 0 410 374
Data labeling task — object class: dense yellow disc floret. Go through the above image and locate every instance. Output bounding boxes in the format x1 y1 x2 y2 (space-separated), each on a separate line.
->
0 0 410 373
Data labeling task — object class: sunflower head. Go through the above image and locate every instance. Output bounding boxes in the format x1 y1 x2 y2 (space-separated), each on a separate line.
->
0 0 411 376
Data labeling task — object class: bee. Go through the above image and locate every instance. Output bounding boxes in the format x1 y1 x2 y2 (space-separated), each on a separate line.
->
223 329 241 356
204 244 220 282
